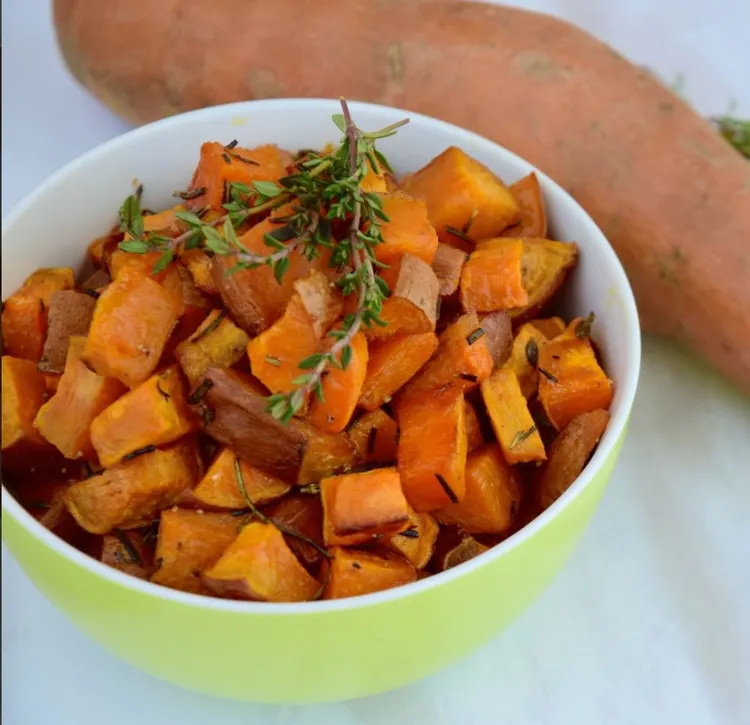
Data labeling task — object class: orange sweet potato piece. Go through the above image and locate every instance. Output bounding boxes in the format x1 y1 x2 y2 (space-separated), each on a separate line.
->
107 250 171 283
383 508 439 569
501 172 547 238
83 276 181 387
538 336 614 430
101 530 154 579
290 419 357 485
87 227 121 269
189 446 290 510
537 409 610 510
34 337 126 460
464 400 484 452
436 443 523 534
2 356 49 455
265 493 324 572
481 367 547 465
180 249 218 296
529 316 566 339
375 192 439 267
431 242 467 296
460 239 528 312
347 409 399 465
430 526 489 572
359 332 438 411
162 265 214 356
309 331 368 433
37 290 97 373
503 322 550 399
402 147 520 246
321 466 410 546
365 254 439 341
64 441 201 533
479 310 513 367
202 521 320 602
397 386 467 512
323 547 416 600
2 268 75 361
174 309 250 387
80 268 111 296
150 508 238 594
90 365 198 467
43 373 61 395
361 157 388 193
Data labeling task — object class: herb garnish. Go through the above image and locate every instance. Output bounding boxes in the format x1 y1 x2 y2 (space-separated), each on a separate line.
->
114 529 143 566
714 116 750 159
156 381 171 402
174 187 206 200
122 445 157 461
575 311 595 339
538 367 559 383
526 338 539 368
265 355 281 367
509 425 537 450
188 378 213 405
434 473 459 503
399 527 420 539
466 327 485 345
191 310 227 343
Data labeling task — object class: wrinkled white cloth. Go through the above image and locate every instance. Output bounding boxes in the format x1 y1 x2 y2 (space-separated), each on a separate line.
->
2 1 749 723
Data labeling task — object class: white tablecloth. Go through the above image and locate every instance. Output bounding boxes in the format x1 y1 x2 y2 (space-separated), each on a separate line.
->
2 1 749 723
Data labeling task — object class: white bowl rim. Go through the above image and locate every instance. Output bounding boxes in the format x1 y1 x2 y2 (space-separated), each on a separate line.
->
1 97 641 615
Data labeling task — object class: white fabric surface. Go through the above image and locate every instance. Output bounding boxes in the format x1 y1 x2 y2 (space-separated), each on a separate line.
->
2 1 749 723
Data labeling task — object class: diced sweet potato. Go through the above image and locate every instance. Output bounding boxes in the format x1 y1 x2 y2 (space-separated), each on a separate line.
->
537 336 614 430
397 386 467 512
479 310 513 367
323 547 416 600
64 441 201 533
80 268 112 296
108 250 171 283
180 249 218 296
87 228 122 269
501 173 547 238
460 239 529 312
375 192 439 267
402 147 520 246
202 521 320 602
34 337 126 460
321 466 410 546
290 419 357 485
481 368 547 465
83 276 181 388
1 268 75 361
365 255 439 341
430 526 489 571
150 508 239 594
309 331 368 434
161 265 214 358
436 443 523 534
361 158 388 193
347 409 399 465
174 309 250 388
37 291 97 373
2 356 49 455
188 446 290 510
503 322 550 399
537 409 610 510
264 494 325 572
101 530 154 579
431 242 467 296
359 332 438 411
528 316 566 339
43 373 61 395
464 400 484 452
383 508 439 569
90 365 198 467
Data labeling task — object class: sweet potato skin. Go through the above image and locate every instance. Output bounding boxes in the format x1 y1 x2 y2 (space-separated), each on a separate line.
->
323 547 416 600
38 290 96 373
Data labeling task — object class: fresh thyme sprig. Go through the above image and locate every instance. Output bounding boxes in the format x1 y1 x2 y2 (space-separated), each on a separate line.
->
713 116 750 159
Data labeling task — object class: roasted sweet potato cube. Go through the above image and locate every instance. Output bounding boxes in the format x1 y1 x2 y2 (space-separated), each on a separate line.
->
151 509 239 594
64 441 201 533
43 373 61 396
538 336 614 430
361 158 388 193
324 547 416 600
321 466 410 546
37 291 97 374
432 243 467 296
359 332 438 411
501 172 547 238
375 192 439 267
481 368 547 465
83 276 181 387
436 443 524 534
34 337 126 460
347 409 399 465
162 265 215 357
464 400 484 452
2 356 49 455
383 508 439 569
88 228 121 269
537 409 610 510
175 309 250 387
430 526 489 571
402 147 520 246
108 250 171 284
202 522 320 602
80 269 112 297
264 494 325 572
460 239 529 312
180 249 218 297
397 386 467 512
188 447 290 510
2 268 75 361
503 322 551 399
101 530 154 579
290 420 357 485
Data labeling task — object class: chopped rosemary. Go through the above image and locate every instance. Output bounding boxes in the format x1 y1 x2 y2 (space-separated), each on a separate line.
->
352 561 362 569
456 373 478 383
222 152 232 164
444 225 473 244
114 529 143 566
265 355 281 367
466 327 485 345
526 338 539 368
84 288 100 299
538 367 559 383
509 425 537 450
156 381 171 402
188 378 214 405
224 140 239 150
298 482 320 495
399 527 420 539
122 445 156 461
435 473 459 503
462 208 478 235
174 187 206 200
191 310 227 343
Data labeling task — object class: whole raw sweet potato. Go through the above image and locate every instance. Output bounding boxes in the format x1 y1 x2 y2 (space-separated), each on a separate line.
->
53 0 750 394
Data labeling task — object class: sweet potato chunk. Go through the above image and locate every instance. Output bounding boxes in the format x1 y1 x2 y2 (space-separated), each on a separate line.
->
321 467 410 546
503 322 550 399
151 509 239 594
537 409 610 510
1 356 49 455
189 447 290 510
464 400 484 452
202 522 320 602
402 147 519 246
180 249 218 296
359 332 438 411
90 365 197 467
365 255 439 341
291 419 357 485
34 337 126 460
347 409 399 465
324 547 416 600
481 368 547 465
529 316 566 339
80 269 111 296
383 509 439 569
431 243 467 296
265 494 325 572
309 332 368 433
2 268 75 361
538 336 614 430
436 444 523 534
37 291 97 373
101 530 154 579
375 192 439 267
501 172 547 238
64 442 201 533
398 386 467 512
460 239 528 312
83 276 181 387
175 309 250 388
480 310 513 367
162 265 214 356
430 526 489 571
88 228 121 269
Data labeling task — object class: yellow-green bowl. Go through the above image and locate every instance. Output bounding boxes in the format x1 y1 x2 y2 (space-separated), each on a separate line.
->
1 99 640 704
